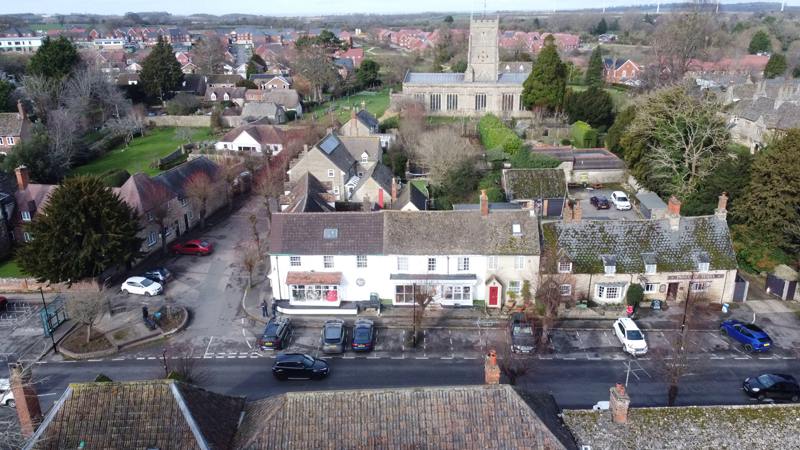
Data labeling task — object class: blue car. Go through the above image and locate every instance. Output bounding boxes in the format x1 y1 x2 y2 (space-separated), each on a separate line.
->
720 320 772 352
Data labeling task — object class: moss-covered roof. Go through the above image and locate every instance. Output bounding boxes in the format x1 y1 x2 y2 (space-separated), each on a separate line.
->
503 169 567 201
541 216 737 274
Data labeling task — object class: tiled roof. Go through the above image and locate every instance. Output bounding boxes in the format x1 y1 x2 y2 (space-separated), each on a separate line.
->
113 173 168 215
269 212 384 255
313 133 357 173
356 109 379 131
283 172 335 213
245 89 300 108
15 184 56 214
354 162 394 194
153 156 220 199
26 380 245 450
542 216 737 273
338 135 382 163
234 385 575 450
206 74 244 85
395 182 427 210
503 168 567 200
241 101 283 119
206 86 246 100
452 202 522 211
0 112 24 137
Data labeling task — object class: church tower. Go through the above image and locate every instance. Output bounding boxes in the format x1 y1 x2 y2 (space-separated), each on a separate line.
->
465 17 499 83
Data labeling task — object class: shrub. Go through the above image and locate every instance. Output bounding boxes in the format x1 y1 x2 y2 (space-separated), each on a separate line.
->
626 284 644 307
100 169 131 188
560 138 572 145
478 114 524 155
380 115 400 132
165 93 201 116
570 121 597 148
510 149 561 169
94 374 113 382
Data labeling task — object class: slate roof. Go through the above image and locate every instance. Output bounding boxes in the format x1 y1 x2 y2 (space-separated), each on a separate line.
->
282 173 335 213
0 112 26 137
234 385 575 450
333 57 354 71
153 156 220 199
395 182 427 210
313 133 357 173
206 74 244 85
25 380 245 450
503 168 567 201
206 86 246 101
636 191 667 211
246 88 301 109
241 101 284 120
356 109 379 131
354 162 393 194
269 212 384 255
404 71 526 85
338 135 382 162
541 216 737 274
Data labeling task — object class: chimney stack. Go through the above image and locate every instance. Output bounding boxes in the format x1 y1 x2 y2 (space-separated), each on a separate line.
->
15 166 29 191
17 100 26 121
572 199 582 222
667 196 681 231
391 177 398 204
609 383 630 424
10 363 42 437
480 189 489 217
484 350 500 384
715 192 728 221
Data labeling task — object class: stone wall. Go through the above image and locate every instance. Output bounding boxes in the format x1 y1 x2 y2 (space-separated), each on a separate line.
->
148 115 212 128
392 85 531 119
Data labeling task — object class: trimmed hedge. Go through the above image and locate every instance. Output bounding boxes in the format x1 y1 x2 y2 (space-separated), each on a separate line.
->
478 114 523 155
100 169 131 188
571 121 598 148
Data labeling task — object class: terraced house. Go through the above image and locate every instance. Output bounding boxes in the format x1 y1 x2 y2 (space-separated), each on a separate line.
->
541 195 740 305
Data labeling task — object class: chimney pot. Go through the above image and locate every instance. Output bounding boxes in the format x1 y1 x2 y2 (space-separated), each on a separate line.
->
10 363 42 437
485 349 500 384
609 383 630 424
480 189 489 217
391 177 398 204
715 192 729 221
15 166 30 191
572 199 582 222
667 195 681 217
17 100 25 120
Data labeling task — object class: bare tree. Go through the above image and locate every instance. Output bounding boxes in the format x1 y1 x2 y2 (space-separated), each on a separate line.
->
191 36 227 74
184 171 215 229
47 108 80 167
491 331 534 385
650 12 713 85
413 126 481 186
396 98 426 149
162 352 208 384
533 275 572 351
174 127 193 150
219 156 241 212
410 284 436 348
67 291 108 344
290 46 340 102
248 214 261 251
105 113 146 148
241 240 261 289
21 74 61 120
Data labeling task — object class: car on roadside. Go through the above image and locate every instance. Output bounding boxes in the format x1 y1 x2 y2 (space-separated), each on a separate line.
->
720 319 772 352
170 240 213 256
613 317 647 356
120 276 163 296
0 296 7 312
510 313 536 354
743 373 800 402
610 191 632 210
590 195 611 210
143 267 172 284
0 378 14 407
258 317 292 351
272 353 330 381
351 319 375 352
321 319 347 354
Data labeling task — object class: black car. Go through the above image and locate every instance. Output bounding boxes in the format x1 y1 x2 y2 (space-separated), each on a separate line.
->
143 267 172 284
510 313 536 353
321 319 347 354
272 353 330 380
258 317 292 350
590 196 611 209
351 319 375 352
743 373 800 402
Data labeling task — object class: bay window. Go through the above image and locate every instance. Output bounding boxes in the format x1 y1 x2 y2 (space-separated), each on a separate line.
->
291 285 338 302
444 286 472 301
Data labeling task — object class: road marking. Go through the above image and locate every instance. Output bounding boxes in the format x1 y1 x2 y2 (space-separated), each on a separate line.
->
342 356 355 359
391 356 405 359
415 356 429 360
87 359 103 362
112 358 124 361
204 336 215 358
367 355 380 359
440 356 454 360
147 357 156 360
242 329 252 349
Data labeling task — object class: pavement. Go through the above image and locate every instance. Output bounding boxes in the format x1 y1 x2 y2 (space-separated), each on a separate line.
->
570 186 641 220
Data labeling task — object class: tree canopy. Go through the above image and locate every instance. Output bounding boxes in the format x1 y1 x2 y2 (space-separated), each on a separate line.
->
585 46 604 87
356 59 381 88
139 36 183 102
564 86 615 130
0 79 13 112
748 30 772 54
605 105 635 156
763 53 787 79
28 36 80 80
17 176 142 283
1 125 65 183
522 35 566 112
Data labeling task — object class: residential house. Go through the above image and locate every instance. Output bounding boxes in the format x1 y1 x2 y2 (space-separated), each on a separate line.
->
12 166 56 244
0 36 43 53
268 197 540 310
180 62 198 74
541 195 738 305
215 124 307 155
349 162 394 208
250 74 292 90
502 168 568 218
240 102 287 124
333 57 355 79
115 73 139 86
245 89 303 117
530 147 626 185
205 87 246 106
394 182 428 211
726 79 800 152
174 73 207 96
0 101 31 153
603 57 642 85
688 55 770 77
339 107 394 149
334 47 364 68
280 172 335 213
206 74 244 88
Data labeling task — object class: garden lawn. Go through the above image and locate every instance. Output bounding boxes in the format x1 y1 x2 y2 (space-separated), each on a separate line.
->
311 88 391 123
0 259 25 278
568 85 630 110
72 127 214 177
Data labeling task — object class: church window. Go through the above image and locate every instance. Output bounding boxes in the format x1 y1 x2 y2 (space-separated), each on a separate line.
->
475 93 487 111
502 93 514 112
429 94 441 111
446 94 458 111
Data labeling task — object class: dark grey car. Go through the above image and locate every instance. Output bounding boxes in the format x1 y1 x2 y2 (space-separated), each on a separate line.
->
511 313 536 354
321 319 346 354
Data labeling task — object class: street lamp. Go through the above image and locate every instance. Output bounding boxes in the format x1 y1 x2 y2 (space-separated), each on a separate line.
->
39 287 58 354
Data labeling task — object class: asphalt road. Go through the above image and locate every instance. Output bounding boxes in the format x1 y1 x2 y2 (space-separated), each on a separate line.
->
16 356 800 413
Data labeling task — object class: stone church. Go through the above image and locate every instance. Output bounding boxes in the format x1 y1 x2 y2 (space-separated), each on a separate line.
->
395 17 531 118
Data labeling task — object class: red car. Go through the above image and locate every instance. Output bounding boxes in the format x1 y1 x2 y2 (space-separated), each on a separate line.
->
170 240 213 256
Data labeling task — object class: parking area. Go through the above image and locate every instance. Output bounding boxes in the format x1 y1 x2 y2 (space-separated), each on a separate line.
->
0 300 50 363
570 187 641 221
0 302 38 327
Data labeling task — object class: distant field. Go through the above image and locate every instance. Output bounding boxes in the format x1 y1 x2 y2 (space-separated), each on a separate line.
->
311 88 391 122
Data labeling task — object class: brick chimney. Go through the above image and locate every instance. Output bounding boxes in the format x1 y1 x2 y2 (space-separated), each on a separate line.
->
609 383 630 424
480 189 489 217
15 166 30 191
667 196 681 231
485 349 500 384
572 199 582 221
715 192 728 221
10 363 42 437
17 100 26 121
391 177 398 204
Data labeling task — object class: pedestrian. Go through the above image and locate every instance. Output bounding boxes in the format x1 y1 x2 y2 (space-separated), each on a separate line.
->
142 306 149 320
261 300 268 318
271 301 278 317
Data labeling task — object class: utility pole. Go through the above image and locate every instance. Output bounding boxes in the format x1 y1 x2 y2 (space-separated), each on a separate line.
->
40 288 58 354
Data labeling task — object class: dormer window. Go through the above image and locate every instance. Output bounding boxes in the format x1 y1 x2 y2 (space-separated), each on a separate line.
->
512 223 521 236
361 152 369 164
696 252 710 273
210 92 217 101
223 92 230 101
642 253 657 275
558 261 572 273
645 263 657 275
601 255 616 276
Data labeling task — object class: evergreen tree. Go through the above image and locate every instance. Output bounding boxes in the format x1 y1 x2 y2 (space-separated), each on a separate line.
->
356 59 381 88
748 30 772 54
522 35 567 113
0 79 13 112
444 15 454 24
595 18 608 35
682 148 753 217
763 53 787 79
563 86 615 130
606 105 635 156
17 176 142 283
585 46 605 87
733 129 800 253
139 36 183 103
533 18 541 29
28 36 80 79
1 125 66 183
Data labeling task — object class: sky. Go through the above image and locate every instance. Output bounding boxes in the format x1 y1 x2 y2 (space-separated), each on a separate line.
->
2 0 794 16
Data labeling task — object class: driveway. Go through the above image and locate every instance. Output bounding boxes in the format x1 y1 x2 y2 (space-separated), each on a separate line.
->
570 187 641 220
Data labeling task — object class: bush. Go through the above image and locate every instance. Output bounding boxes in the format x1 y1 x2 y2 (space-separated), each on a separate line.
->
94 374 113 382
626 284 644 307
478 114 524 155
571 121 597 148
510 149 561 169
560 138 572 145
100 169 131 187
165 93 201 116
380 115 400 132
285 110 297 121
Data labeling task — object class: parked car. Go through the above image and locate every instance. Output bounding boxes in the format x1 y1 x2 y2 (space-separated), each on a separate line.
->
743 373 800 402
0 378 14 407
610 191 632 210
120 276 163 296
613 317 647 356
258 317 292 350
170 240 213 256
720 320 772 352
272 353 330 381
510 313 536 354
321 319 347 354
590 195 611 210
0 296 7 312
351 319 375 352
143 267 172 284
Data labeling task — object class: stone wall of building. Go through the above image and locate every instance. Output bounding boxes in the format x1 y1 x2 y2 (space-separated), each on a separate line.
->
148 115 212 128
393 85 530 119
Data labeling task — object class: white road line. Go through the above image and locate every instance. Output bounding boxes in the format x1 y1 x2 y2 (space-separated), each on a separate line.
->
204 336 215 358
415 356 429 360
440 356 454 360
391 356 405 359
112 358 125 361
87 359 103 362
242 328 252 349
147 357 156 360
367 356 380 359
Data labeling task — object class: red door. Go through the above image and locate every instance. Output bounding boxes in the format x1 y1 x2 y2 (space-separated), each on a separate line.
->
489 286 499 307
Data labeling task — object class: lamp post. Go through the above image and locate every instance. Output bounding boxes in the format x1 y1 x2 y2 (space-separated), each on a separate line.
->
678 272 695 352
39 287 58 354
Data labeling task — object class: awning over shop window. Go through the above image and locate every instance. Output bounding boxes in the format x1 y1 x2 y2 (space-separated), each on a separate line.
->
390 274 477 282
286 271 342 285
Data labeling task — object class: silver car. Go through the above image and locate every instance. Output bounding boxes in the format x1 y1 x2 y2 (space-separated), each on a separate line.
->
321 319 346 354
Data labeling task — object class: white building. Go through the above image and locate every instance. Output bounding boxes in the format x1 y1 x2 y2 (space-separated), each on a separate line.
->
267 195 540 314
0 36 43 53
